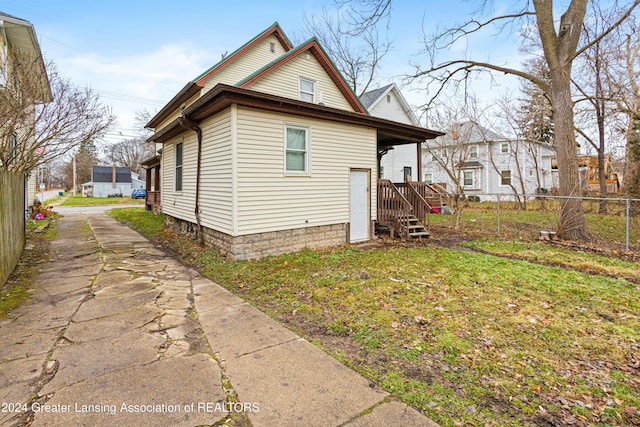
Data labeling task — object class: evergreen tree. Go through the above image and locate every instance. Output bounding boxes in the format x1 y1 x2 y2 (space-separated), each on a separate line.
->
516 58 554 145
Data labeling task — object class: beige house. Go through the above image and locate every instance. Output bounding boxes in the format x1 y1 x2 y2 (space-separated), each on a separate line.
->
147 23 440 259
0 11 51 285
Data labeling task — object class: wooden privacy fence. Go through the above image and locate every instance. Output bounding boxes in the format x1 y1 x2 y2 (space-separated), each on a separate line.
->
0 171 25 286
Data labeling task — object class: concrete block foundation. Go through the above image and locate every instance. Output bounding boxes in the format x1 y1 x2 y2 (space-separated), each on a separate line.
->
164 215 347 260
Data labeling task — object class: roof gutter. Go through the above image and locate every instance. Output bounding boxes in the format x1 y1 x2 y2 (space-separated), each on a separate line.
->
178 115 204 244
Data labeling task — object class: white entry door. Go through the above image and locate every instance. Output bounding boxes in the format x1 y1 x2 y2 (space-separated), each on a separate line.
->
349 170 370 242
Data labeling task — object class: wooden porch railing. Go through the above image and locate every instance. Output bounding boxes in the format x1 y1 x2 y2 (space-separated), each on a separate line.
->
377 179 413 238
395 182 431 223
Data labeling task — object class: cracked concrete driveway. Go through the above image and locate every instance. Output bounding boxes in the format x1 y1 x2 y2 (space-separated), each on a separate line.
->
0 212 438 427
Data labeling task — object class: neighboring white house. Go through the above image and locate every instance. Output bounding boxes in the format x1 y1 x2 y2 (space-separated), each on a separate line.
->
146 23 440 259
360 83 422 183
423 121 555 199
82 166 145 197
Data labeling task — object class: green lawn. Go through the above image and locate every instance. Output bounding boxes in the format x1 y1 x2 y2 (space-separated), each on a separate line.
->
427 202 639 252
108 208 640 426
61 194 144 206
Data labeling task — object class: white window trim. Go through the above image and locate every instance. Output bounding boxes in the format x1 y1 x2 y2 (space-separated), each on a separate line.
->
463 170 474 187
174 140 183 192
469 145 478 158
424 173 433 184
501 143 509 153
500 169 512 187
299 77 315 103
284 124 310 175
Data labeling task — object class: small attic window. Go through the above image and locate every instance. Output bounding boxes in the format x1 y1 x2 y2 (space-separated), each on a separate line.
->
299 78 315 103
270 42 275 53
386 94 391 103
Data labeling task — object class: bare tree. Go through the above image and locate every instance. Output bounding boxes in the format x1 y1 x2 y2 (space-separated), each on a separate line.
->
603 17 640 196
343 0 640 241
0 50 114 173
105 137 156 175
423 98 486 227
300 5 391 96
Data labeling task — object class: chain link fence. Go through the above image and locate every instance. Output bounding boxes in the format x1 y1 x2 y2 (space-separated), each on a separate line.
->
425 193 640 252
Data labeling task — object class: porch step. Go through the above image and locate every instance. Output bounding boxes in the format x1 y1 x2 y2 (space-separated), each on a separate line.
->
400 214 430 239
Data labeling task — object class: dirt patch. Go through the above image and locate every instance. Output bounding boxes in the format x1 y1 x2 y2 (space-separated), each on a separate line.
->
0 222 55 318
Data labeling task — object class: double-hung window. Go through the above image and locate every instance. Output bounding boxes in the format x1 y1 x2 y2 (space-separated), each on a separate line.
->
175 141 183 191
463 170 474 187
501 170 511 186
285 126 308 173
299 78 315 103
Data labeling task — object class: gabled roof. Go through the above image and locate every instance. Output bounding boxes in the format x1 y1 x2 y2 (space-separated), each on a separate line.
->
147 22 293 129
0 11 27 22
360 83 420 126
431 121 508 146
360 84 393 109
92 166 132 184
194 22 292 86
0 11 52 102
237 37 366 114
148 84 443 147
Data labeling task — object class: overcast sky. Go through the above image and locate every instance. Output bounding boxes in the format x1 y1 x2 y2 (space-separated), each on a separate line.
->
2 0 525 143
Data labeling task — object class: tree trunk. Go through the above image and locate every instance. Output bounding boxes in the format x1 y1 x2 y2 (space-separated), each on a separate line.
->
550 74 591 240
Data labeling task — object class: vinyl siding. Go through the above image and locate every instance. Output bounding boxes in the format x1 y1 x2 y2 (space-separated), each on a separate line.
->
235 106 376 235
245 51 354 111
161 133 197 224
372 90 420 182
202 34 288 92
161 110 234 233
368 91 416 125
197 110 233 233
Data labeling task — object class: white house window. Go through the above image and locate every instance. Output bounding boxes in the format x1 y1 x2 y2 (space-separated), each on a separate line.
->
386 94 391 103
175 141 183 191
431 150 438 161
501 170 511 186
501 143 509 153
9 132 17 165
270 42 276 53
299 78 315 103
424 173 433 184
285 126 308 173
470 145 478 158
463 170 473 186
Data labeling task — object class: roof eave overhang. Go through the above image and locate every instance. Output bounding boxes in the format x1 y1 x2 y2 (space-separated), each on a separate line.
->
148 84 443 145
1 19 53 102
146 82 201 128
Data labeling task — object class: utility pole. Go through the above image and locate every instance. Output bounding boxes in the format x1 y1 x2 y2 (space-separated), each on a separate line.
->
73 155 76 195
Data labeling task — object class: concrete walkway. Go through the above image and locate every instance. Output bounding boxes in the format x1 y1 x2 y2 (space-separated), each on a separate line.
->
0 212 438 427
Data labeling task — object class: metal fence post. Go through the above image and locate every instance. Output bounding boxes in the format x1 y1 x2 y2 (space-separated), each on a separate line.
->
626 198 631 252
497 194 501 236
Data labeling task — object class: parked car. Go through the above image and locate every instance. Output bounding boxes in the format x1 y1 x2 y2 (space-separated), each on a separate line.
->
131 188 146 199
